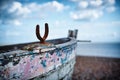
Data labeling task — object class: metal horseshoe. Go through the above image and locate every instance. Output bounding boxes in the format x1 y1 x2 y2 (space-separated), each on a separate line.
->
36 23 49 43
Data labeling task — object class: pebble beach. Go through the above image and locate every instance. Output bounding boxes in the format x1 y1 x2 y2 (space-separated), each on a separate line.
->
72 56 120 80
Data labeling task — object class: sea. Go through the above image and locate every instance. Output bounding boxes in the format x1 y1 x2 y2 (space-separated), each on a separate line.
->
77 42 120 58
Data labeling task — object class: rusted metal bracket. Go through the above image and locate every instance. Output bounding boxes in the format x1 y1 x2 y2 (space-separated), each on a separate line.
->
36 23 49 44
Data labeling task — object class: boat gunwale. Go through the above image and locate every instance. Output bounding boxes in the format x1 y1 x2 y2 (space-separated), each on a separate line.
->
0 37 77 55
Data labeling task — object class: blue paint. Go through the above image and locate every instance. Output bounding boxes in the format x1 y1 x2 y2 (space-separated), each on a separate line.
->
61 56 67 64
29 51 35 60
41 60 46 67
45 53 49 58
61 58 64 64
56 51 62 57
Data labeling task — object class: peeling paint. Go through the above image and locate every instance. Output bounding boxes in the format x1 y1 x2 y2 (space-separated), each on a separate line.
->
0 39 77 80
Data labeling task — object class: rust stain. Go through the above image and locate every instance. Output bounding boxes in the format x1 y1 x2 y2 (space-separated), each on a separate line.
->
36 23 49 44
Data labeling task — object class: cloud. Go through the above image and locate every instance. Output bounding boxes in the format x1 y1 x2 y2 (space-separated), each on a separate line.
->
106 6 116 12
0 1 68 25
78 20 120 28
3 19 22 26
27 1 69 12
90 0 103 7
8 2 31 16
46 1 69 12
54 20 67 27
12 20 22 26
70 9 103 20
6 31 21 36
78 1 88 8
108 0 115 5
70 0 116 21
0 1 30 26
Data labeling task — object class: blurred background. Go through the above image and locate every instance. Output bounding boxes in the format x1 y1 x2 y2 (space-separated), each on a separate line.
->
0 0 120 45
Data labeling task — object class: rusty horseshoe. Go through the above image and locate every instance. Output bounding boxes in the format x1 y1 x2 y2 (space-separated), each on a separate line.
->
36 23 49 44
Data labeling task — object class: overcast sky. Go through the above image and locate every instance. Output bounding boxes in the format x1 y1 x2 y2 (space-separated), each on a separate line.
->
0 0 120 45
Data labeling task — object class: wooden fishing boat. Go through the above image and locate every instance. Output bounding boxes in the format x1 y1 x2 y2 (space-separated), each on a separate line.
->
0 23 78 80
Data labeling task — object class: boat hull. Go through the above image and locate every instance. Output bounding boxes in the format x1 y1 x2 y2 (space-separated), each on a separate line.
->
0 38 77 80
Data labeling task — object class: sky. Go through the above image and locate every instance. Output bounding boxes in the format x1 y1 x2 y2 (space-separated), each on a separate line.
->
0 0 120 45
